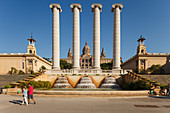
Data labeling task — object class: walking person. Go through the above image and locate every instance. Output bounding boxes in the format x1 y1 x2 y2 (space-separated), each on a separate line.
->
21 86 28 105
167 83 170 96
28 83 36 104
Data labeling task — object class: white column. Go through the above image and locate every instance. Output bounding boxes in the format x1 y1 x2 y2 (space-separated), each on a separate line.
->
71 4 82 69
92 4 102 69
50 4 62 70
111 4 123 69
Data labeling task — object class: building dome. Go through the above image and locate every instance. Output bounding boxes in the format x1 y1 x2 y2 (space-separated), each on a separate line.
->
82 42 91 55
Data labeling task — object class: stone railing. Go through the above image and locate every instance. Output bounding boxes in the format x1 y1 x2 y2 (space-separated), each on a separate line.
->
0 53 25 55
45 69 128 75
121 71 160 89
147 53 170 55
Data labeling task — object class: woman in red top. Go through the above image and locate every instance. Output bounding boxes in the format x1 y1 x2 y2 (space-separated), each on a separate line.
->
28 83 36 104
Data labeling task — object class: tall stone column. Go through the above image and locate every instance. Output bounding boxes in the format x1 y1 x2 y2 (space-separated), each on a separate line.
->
50 4 62 69
91 4 102 69
111 4 123 69
71 4 82 69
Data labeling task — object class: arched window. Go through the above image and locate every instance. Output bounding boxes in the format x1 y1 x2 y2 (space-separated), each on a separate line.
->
141 49 144 54
29 50 32 54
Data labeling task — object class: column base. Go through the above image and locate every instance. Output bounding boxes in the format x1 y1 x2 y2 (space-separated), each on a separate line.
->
112 67 121 70
72 67 80 70
52 67 60 70
93 67 101 69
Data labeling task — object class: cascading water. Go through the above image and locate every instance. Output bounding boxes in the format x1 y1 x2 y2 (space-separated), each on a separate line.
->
53 77 72 88
76 77 96 89
100 77 120 89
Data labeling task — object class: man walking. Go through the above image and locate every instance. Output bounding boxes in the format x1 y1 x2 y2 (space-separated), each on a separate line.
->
28 83 36 104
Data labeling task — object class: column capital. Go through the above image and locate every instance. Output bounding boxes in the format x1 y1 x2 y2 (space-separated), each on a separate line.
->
70 3 82 12
91 3 102 12
49 3 62 12
111 3 123 12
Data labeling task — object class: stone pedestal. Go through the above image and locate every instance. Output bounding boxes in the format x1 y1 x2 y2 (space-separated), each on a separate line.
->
111 4 123 70
91 4 102 69
50 4 62 70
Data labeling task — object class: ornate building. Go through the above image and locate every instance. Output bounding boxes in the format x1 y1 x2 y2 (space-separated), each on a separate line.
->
0 35 52 74
121 35 170 73
62 42 113 69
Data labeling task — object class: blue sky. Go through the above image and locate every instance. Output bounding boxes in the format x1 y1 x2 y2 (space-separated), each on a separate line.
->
0 0 170 62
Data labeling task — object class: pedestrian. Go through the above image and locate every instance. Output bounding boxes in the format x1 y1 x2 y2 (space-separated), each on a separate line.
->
167 83 170 96
21 86 28 105
28 83 36 104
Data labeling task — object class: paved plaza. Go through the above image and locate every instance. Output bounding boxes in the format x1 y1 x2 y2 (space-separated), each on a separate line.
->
0 94 170 113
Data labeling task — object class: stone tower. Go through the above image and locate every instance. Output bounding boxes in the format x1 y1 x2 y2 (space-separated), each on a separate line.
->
27 34 36 55
67 48 72 59
137 35 146 55
100 48 106 59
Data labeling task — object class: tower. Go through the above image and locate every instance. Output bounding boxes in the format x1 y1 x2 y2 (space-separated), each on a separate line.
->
100 48 106 59
137 35 146 55
67 48 72 59
27 34 36 54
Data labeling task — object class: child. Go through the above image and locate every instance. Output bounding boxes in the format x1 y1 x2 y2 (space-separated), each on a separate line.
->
21 86 28 105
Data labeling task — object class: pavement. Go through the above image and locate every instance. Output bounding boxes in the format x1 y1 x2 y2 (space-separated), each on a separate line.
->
0 94 170 113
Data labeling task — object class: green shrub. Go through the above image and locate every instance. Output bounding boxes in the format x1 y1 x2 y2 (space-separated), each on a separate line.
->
121 80 151 90
18 70 25 75
4 85 11 89
8 67 18 75
60 60 72 69
100 62 112 70
148 64 165 74
72 74 76 76
160 85 168 89
39 65 47 72
20 81 51 89
96 74 100 76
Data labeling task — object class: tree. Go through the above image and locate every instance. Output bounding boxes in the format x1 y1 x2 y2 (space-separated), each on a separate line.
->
148 64 165 74
60 60 72 69
42 57 51 63
100 62 112 70
8 67 18 75
39 65 47 72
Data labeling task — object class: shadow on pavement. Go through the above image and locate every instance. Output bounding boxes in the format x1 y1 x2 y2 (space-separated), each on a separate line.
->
9 100 23 105
149 95 170 99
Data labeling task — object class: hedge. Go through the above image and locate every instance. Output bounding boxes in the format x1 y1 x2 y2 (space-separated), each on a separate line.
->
20 81 51 89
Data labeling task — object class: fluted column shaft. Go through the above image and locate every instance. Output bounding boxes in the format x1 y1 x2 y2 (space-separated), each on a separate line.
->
112 4 123 69
72 6 81 69
92 4 102 69
50 4 62 69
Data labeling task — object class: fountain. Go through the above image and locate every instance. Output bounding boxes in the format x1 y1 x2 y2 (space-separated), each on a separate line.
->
53 77 72 88
100 77 120 89
76 77 96 89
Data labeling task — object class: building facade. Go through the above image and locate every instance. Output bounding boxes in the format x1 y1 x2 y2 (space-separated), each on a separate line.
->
62 42 116 69
0 36 52 74
121 36 170 74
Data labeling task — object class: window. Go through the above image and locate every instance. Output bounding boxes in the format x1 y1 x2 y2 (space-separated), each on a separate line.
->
28 59 33 64
140 59 145 65
82 59 84 63
141 49 144 54
86 59 88 63
29 50 32 54
35 60 37 66
22 60 24 69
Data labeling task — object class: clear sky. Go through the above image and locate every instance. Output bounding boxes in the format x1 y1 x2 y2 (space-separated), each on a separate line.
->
0 0 170 62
